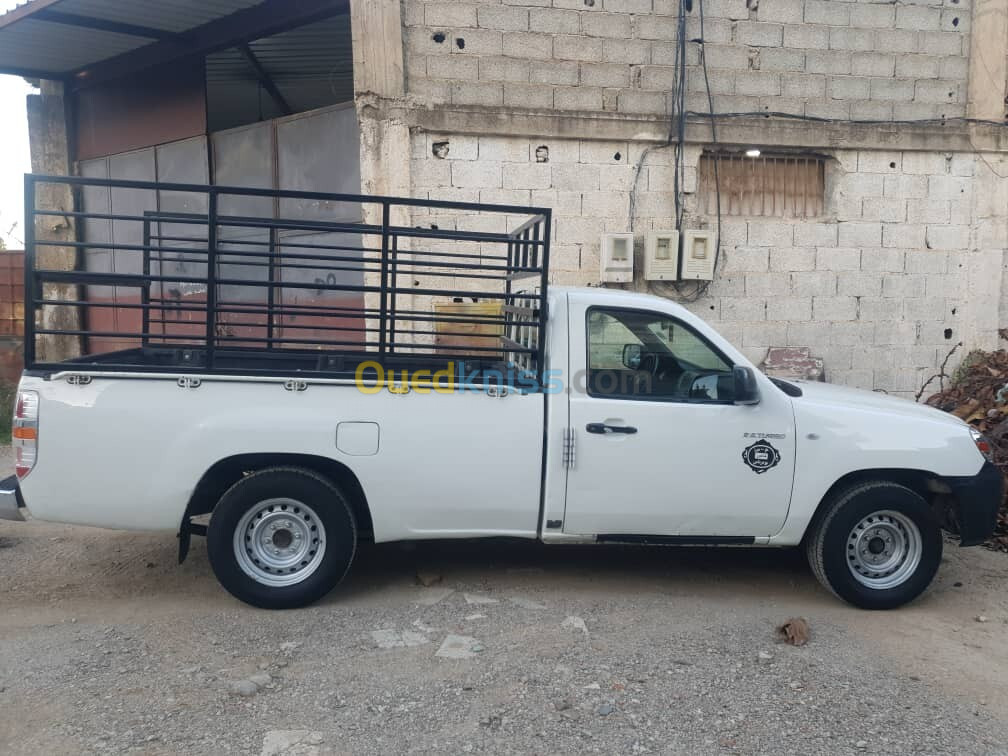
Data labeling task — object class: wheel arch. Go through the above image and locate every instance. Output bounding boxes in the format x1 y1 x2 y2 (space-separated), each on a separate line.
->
180 453 374 557
801 468 948 544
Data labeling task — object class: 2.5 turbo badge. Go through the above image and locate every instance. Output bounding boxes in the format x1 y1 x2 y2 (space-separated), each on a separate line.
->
742 439 782 474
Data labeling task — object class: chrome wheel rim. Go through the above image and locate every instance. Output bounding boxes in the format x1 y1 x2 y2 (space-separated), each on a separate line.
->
233 498 326 587
846 510 922 590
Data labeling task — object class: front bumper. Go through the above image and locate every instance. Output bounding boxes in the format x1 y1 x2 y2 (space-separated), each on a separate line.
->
945 461 1004 547
0 474 25 522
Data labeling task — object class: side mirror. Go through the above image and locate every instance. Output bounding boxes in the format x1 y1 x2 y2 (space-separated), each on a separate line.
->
622 344 643 370
733 365 761 405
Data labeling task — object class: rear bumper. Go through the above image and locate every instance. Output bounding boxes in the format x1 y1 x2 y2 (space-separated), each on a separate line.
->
945 461 1003 547
0 474 25 522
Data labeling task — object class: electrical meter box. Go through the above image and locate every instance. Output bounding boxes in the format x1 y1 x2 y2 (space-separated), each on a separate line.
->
600 233 635 283
680 230 716 281
643 230 680 281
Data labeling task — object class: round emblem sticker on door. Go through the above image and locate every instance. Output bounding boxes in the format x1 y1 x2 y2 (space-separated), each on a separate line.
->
742 440 781 474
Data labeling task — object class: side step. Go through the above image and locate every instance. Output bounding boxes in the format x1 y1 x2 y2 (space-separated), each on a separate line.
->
597 534 756 546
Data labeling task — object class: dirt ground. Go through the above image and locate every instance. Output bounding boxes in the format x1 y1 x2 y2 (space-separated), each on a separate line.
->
2 460 1008 754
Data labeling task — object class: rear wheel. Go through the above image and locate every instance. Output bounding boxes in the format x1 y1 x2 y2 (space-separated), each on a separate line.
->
207 467 357 609
805 481 942 610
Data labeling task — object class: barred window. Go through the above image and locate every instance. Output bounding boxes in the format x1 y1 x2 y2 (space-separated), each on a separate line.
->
699 153 826 218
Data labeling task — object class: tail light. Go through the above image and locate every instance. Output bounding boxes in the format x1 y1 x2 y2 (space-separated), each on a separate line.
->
13 390 39 479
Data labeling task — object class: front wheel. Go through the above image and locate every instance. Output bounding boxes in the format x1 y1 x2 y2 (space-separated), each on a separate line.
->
207 467 357 609
805 481 942 610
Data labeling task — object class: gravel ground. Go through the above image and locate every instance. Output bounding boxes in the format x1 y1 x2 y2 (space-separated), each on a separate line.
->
2 447 1008 754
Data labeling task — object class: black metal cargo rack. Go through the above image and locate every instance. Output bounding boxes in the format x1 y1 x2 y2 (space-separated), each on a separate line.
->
24 174 551 385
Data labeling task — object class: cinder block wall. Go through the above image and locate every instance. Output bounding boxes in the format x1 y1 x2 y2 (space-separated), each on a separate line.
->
389 0 1007 398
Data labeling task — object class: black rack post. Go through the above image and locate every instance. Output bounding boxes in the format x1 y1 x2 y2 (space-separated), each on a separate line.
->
377 201 390 359
23 174 36 367
205 190 218 370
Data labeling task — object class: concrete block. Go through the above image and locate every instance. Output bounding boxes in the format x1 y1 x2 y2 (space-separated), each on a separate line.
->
747 221 795 247
530 8 581 35
925 224 970 250
927 175 970 200
582 190 630 218
790 271 837 296
581 139 630 165
893 102 951 121
883 175 928 199
939 56 969 82
554 34 604 62
813 296 858 321
427 133 479 160
552 163 601 191
829 321 876 347
903 297 945 321
869 77 914 102
503 33 553 60
828 76 870 100
604 0 653 12
582 12 632 38
554 86 604 111
479 56 531 83
949 153 977 178
900 152 947 176
785 322 822 346
736 21 784 47
634 15 678 41
503 83 554 108
723 246 770 273
895 55 939 80
807 50 852 75
805 100 851 120
858 151 901 173
721 297 768 322
426 3 478 28
769 247 816 272
687 68 736 94
817 247 861 271
878 223 923 249
874 320 919 347
556 215 605 246
851 53 895 78
896 5 941 31
861 199 907 224
600 164 636 191
914 79 961 105
450 29 503 55
829 28 875 52
503 0 551 6
759 48 806 73
805 0 849 25
618 90 667 114
742 321 790 348
480 137 530 163
885 29 919 54
771 297 813 321
758 0 804 24
532 189 582 216
581 63 631 88
859 298 902 322
830 369 874 391
735 71 781 97
451 160 502 189
860 247 905 273
477 6 529 32
642 65 680 91
412 158 452 188
530 61 579 86
850 100 894 121
941 7 969 33
745 272 792 297
838 222 882 248
837 271 882 297
783 24 828 51
881 273 926 298
906 199 950 225
849 3 895 29
409 78 452 104
919 31 963 57
427 55 479 81
603 39 651 64
451 81 503 106
781 73 825 99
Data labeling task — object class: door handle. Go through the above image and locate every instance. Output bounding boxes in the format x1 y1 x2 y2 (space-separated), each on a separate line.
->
586 423 638 435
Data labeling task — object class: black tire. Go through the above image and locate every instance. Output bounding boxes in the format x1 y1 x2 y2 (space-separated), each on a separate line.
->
805 481 942 610
207 467 357 609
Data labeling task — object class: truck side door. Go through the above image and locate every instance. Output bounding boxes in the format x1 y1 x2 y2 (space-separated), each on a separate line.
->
563 296 796 538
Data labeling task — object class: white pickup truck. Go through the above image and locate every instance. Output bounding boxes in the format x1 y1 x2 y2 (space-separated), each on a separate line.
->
2 176 1001 611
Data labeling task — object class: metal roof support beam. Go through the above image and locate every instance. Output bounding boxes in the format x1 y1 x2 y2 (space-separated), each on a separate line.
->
238 43 292 116
71 0 349 90
34 9 182 41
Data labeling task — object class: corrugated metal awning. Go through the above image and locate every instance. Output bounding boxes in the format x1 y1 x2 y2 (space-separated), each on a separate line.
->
0 0 347 83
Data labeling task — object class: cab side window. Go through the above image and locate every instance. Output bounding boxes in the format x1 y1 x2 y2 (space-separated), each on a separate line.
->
587 308 734 402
